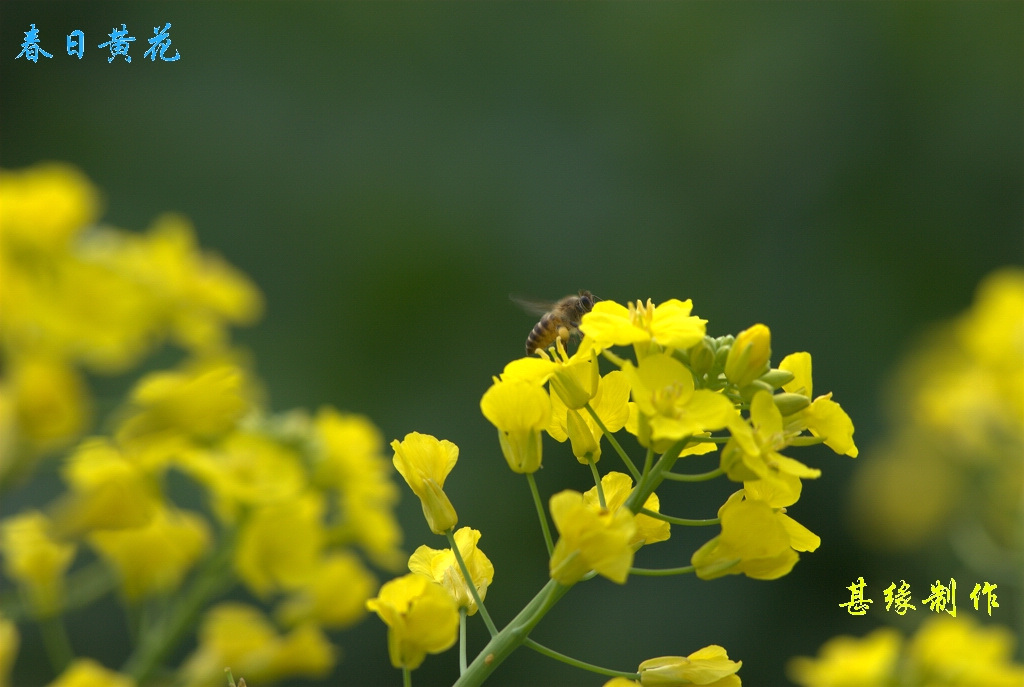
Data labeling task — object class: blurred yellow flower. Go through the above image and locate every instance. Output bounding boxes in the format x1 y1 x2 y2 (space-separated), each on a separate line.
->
180 603 334 687
789 616 1024 687
44 659 135 687
0 511 77 616
0 163 99 254
234 491 326 596
275 552 377 629
0 614 17 687
313 407 403 569
88 505 210 600
51 438 161 537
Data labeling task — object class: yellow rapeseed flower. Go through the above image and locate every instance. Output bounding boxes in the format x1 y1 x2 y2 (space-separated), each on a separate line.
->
621 352 736 449
391 433 459 534
548 370 630 464
366 572 460 670
583 472 670 548
480 378 550 473
639 645 742 687
691 490 819 580
0 163 99 254
724 323 772 388
787 627 901 687
779 353 858 458
720 391 821 508
580 298 707 354
409 527 494 615
548 489 636 585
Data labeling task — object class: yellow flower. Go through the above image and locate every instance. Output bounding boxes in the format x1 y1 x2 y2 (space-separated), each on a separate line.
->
88 505 210 600
0 614 18 687
116 357 256 450
779 353 858 458
639 645 742 686
0 511 76 616
721 391 821 508
0 163 99 254
583 472 670 548
480 378 550 474
313 407 403 569
724 324 771 388
789 616 1024 687
788 627 901 687
180 603 334 687
691 490 819 580
234 491 325 596
548 370 631 464
548 489 636 585
5 355 90 451
391 433 459 534
44 659 135 687
409 527 494 615
51 438 161 537
275 552 377 629
96 215 262 351
907 616 1024 687
366 572 460 670
622 353 737 449
580 298 707 354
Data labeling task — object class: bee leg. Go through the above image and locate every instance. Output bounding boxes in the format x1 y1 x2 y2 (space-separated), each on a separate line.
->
557 325 570 343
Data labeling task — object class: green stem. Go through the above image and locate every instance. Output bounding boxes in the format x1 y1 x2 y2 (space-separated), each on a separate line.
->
527 473 554 556
630 565 696 576
626 437 690 515
524 638 639 680
459 608 468 674
403 666 412 687
587 458 605 507
452 579 571 687
639 508 719 527
38 612 73 674
446 529 498 637
122 530 236 682
583 402 640 481
662 467 724 482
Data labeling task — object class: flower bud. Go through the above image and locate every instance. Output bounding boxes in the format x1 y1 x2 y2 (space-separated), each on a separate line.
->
566 408 599 462
760 368 795 390
639 645 742 686
725 324 771 388
688 337 716 378
772 392 811 417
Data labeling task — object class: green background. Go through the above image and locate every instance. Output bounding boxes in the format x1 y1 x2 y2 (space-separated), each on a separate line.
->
2 3 1022 686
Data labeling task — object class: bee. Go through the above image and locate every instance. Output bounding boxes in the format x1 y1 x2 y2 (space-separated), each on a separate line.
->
514 290 597 355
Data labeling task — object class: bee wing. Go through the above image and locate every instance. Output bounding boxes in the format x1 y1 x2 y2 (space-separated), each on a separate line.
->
510 294 556 316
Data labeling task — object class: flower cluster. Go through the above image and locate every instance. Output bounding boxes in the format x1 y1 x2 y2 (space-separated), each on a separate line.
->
0 164 403 687
849 267 1024 553
372 296 855 685
788 615 1024 687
